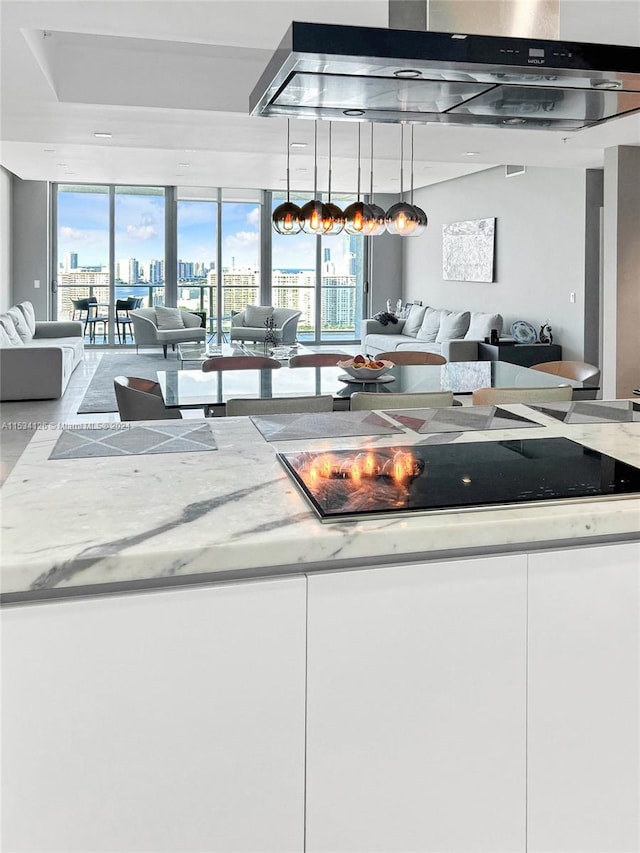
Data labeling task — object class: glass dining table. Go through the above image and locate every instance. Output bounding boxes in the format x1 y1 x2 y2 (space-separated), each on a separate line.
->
157 360 598 414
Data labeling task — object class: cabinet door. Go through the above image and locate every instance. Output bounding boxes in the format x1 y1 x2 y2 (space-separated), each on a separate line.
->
528 542 640 853
306 555 527 853
1 577 307 853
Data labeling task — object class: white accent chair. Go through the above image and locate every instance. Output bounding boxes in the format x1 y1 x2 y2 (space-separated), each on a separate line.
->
230 307 301 344
129 308 205 357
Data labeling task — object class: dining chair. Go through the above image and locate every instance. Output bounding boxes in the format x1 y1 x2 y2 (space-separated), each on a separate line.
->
530 360 600 399
288 352 348 368
201 355 282 371
350 391 455 411
114 376 182 421
115 297 138 344
471 385 573 406
226 394 334 416
71 297 108 343
376 350 447 365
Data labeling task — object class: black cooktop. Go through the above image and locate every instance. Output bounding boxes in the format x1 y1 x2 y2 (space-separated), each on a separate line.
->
278 437 640 522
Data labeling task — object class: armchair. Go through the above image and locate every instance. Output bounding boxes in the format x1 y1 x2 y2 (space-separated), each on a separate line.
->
130 308 205 357
230 307 301 344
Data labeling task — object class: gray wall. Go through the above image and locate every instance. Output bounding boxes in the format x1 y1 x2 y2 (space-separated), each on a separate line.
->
368 192 404 316
12 178 49 319
0 167 12 313
403 166 588 360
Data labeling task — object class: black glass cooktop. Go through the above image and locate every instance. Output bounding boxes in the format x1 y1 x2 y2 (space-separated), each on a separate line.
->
278 437 640 522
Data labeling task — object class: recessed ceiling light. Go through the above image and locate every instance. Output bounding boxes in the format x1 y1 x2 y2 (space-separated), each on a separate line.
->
44 148 55 153
394 69 422 78
290 142 307 148
343 109 365 117
178 162 190 167
465 151 479 156
94 132 112 138
56 163 67 167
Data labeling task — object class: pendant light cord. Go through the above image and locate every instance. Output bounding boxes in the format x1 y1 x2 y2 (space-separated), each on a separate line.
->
400 124 405 201
369 123 374 199
286 118 291 203
410 124 415 205
356 123 361 201
313 120 318 199
328 121 333 202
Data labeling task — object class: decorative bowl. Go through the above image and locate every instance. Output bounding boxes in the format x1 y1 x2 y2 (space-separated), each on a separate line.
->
337 358 394 380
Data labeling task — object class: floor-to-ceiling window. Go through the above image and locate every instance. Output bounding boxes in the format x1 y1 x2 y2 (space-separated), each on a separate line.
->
55 185 110 340
54 184 365 346
114 186 165 310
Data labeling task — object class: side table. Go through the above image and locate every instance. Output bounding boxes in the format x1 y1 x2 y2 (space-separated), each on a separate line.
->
478 341 562 368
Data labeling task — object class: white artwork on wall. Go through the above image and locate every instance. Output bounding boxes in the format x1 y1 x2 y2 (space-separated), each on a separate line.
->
442 217 496 282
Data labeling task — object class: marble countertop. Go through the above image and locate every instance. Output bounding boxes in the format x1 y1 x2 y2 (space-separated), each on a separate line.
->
2 406 640 602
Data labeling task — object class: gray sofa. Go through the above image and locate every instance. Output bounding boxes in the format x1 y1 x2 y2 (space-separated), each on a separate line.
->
362 305 503 361
0 301 84 400
230 306 302 344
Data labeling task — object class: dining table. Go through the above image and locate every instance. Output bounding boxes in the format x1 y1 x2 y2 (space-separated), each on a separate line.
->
157 359 599 414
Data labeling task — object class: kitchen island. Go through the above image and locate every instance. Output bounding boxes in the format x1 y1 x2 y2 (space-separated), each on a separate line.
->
2 408 639 853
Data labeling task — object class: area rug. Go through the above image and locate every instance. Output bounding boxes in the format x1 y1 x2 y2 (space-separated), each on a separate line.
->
77 353 179 414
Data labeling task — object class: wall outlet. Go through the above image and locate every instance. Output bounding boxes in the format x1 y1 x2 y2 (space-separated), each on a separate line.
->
570 291 576 303
34 279 40 289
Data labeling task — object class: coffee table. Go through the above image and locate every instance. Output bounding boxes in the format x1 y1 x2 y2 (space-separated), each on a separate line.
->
176 341 311 368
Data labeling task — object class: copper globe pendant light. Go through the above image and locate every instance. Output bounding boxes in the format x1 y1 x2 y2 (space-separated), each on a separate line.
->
272 119 302 235
300 121 331 235
343 123 371 236
385 124 420 237
321 121 345 235
363 122 386 236
406 124 428 237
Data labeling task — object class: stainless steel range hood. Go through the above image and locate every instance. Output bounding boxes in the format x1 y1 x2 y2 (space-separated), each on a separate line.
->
249 22 640 130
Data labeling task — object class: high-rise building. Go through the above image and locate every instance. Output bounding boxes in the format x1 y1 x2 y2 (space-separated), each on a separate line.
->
64 252 78 271
149 260 163 284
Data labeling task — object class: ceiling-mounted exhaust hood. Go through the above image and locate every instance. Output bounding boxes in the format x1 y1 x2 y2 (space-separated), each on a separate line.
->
250 22 640 131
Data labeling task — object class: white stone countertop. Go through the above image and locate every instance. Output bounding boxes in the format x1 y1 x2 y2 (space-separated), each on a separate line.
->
2 405 639 602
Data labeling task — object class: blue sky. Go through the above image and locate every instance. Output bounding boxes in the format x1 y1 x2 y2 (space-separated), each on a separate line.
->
57 189 359 271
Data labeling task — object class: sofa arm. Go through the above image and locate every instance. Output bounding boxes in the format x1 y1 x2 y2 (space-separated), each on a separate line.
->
34 321 83 338
0 346 64 400
279 312 301 343
441 339 480 362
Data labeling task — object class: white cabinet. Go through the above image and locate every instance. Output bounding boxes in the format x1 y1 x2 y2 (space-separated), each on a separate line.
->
527 541 640 853
1 577 307 853
305 555 528 853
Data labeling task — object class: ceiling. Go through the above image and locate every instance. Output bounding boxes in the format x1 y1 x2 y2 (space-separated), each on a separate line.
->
1 0 639 194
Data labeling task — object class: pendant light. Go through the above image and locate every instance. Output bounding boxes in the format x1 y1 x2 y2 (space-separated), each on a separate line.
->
385 124 420 236
343 123 371 236
406 124 428 237
321 121 345 235
363 123 386 236
272 119 302 235
300 121 331 235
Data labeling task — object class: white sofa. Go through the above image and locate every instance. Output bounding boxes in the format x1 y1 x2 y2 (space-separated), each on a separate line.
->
362 305 503 361
0 301 84 400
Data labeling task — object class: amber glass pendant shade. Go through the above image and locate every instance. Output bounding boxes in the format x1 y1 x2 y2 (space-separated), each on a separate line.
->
272 118 301 235
406 204 428 237
300 198 332 234
344 200 371 235
362 202 387 236
322 201 346 235
385 201 420 235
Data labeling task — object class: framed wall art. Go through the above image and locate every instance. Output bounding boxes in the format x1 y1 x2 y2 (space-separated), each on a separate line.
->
442 217 496 282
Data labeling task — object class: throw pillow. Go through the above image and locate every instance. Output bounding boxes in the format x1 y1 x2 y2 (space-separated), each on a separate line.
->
0 314 24 346
0 321 15 347
402 303 427 337
7 305 33 343
416 307 443 342
436 310 471 343
155 306 185 330
244 305 274 327
17 301 36 336
464 312 504 340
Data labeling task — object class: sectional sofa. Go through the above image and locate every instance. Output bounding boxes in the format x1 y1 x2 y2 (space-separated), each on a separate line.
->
0 301 84 400
362 304 503 361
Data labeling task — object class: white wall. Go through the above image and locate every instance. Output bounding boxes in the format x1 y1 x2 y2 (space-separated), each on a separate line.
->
0 166 13 312
403 166 588 360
